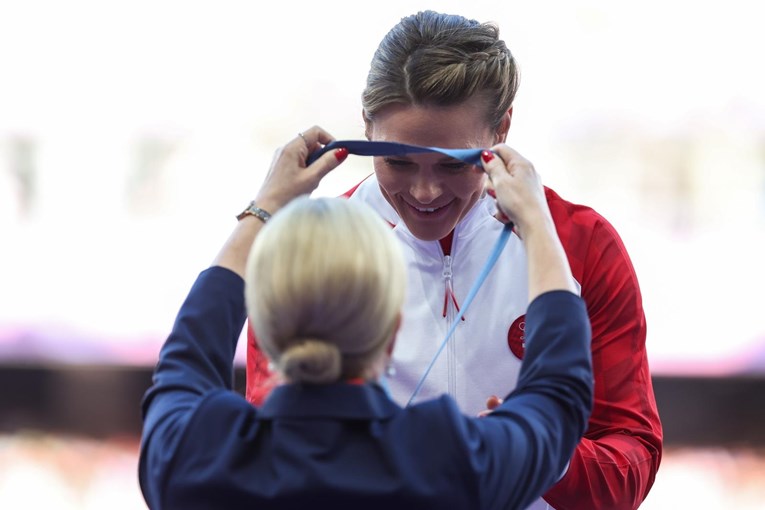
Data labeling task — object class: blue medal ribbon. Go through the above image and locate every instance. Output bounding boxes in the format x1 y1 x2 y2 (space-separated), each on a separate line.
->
307 140 485 166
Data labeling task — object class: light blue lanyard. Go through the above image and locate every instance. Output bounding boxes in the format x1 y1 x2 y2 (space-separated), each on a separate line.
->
406 222 512 406
310 140 513 406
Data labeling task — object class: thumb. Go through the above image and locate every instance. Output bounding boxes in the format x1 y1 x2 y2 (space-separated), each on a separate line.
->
306 147 349 181
480 150 505 182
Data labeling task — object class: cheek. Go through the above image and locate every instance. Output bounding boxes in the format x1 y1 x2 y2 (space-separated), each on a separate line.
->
373 165 402 194
451 170 486 199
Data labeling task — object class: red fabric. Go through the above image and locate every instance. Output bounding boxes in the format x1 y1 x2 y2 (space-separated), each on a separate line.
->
244 332 277 405
542 187 662 509
245 183 662 509
438 231 454 256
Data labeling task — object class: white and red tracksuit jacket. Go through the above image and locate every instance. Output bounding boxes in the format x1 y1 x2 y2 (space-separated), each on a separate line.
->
246 175 662 510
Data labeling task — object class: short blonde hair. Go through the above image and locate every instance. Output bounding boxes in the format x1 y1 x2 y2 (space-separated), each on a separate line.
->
245 197 406 384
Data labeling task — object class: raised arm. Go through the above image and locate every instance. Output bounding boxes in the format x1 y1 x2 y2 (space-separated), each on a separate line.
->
473 147 594 510
139 127 348 508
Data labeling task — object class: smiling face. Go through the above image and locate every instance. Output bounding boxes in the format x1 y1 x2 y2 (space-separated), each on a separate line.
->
366 97 508 241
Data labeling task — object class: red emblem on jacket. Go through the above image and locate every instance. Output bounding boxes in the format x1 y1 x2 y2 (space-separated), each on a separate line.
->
507 315 526 360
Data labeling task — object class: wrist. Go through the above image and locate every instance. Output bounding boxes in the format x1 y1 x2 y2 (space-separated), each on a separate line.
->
514 209 554 236
252 194 285 216
237 201 272 223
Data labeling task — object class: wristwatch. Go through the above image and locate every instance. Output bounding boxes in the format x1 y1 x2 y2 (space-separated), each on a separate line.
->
236 201 272 223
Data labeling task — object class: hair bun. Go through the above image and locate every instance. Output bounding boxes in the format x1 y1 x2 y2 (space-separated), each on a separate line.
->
279 339 342 384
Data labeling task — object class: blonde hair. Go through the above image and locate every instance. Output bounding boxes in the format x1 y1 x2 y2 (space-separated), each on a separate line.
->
362 10 519 131
245 197 406 384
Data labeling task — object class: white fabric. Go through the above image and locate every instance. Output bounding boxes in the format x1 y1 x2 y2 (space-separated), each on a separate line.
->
349 176 527 415
349 176 585 509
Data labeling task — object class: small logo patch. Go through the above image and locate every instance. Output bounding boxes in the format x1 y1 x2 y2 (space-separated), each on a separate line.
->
507 315 526 360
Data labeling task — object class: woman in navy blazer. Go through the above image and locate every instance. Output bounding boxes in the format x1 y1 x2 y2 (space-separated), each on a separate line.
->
139 126 594 510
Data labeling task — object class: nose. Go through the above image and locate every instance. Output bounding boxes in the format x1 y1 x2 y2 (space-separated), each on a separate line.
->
409 172 442 205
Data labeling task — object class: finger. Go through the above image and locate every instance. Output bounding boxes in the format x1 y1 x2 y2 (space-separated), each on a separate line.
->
494 211 512 224
297 125 335 151
490 144 538 184
305 147 349 182
484 179 496 198
293 133 315 157
486 395 503 410
480 149 507 183
489 143 526 169
484 185 512 225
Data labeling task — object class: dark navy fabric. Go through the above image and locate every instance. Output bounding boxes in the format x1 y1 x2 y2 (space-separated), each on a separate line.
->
139 266 593 510
307 140 486 165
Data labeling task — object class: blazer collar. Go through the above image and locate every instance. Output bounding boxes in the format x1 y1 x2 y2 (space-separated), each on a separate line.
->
258 382 401 421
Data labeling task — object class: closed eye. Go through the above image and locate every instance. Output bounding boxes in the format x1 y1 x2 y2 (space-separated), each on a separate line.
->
440 161 469 171
383 157 415 168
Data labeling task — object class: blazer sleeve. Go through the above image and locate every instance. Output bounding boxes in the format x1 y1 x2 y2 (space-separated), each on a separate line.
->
545 204 663 510
138 267 247 509
463 290 593 510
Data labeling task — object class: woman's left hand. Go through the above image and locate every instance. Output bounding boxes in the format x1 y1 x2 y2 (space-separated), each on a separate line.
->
254 126 349 215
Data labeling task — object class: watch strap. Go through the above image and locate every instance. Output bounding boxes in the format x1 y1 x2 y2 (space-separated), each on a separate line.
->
237 201 272 223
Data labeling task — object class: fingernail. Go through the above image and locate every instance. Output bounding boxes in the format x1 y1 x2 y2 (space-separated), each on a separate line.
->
481 150 495 163
486 188 496 198
335 147 349 163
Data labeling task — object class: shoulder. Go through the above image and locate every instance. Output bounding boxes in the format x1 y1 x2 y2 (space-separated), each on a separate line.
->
544 187 632 279
343 174 400 225
545 186 608 241
392 396 471 450
341 174 375 199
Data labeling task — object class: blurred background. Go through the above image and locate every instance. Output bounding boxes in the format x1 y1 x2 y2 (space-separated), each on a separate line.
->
1 0 763 508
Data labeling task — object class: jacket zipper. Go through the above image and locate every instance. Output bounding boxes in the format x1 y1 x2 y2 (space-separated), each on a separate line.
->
442 254 461 398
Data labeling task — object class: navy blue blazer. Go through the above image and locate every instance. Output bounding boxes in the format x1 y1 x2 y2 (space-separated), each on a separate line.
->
139 267 592 510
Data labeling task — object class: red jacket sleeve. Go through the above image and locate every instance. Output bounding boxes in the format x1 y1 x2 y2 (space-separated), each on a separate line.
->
543 188 663 510
245 325 277 405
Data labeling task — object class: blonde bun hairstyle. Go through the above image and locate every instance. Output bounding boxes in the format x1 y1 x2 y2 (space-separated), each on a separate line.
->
245 197 406 384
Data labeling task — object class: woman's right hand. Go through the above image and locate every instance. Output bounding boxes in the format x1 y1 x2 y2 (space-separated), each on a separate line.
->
480 145 552 237
481 144 577 299
254 125 349 215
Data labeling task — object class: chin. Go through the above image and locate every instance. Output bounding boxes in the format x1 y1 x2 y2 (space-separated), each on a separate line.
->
407 224 454 242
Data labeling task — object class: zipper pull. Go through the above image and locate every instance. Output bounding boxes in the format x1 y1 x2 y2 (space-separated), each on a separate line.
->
442 255 453 281
442 255 452 317
442 256 465 320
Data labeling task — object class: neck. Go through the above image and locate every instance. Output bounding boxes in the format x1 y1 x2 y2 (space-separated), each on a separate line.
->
439 230 455 256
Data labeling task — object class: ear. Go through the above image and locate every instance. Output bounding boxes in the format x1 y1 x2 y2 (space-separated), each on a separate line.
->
494 107 513 144
385 313 402 356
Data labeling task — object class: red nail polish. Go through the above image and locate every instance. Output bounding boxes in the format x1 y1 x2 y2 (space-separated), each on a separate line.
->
486 188 496 198
335 147 349 162
481 150 495 163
